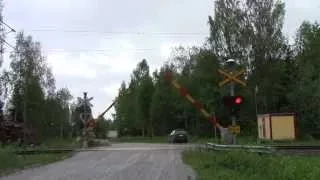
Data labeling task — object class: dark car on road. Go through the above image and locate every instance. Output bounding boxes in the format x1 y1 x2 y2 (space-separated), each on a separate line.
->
168 129 188 143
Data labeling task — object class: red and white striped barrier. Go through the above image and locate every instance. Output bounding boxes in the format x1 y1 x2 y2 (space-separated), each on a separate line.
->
164 71 221 128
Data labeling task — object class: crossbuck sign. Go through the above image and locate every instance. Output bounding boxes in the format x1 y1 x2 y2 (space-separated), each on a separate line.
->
218 69 247 87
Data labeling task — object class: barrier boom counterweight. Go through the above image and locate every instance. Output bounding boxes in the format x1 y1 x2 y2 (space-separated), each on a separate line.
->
164 71 220 128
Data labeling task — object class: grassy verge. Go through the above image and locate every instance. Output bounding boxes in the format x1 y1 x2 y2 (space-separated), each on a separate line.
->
41 137 81 148
112 136 168 143
183 150 320 180
111 135 320 145
206 136 320 145
112 136 220 144
259 139 320 145
0 146 70 176
0 138 78 177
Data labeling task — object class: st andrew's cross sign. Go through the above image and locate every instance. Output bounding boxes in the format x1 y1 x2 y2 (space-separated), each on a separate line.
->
218 69 247 87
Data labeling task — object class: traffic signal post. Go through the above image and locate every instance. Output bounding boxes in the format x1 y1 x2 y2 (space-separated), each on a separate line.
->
229 72 237 144
218 59 247 144
78 92 95 148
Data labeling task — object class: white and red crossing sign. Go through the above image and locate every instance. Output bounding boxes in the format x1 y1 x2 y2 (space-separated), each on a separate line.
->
218 69 247 87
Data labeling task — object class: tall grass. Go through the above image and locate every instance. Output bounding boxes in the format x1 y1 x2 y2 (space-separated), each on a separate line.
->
0 138 77 176
113 136 168 143
183 150 320 180
41 137 80 148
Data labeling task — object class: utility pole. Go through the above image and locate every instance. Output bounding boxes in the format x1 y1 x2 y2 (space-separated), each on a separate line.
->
254 85 258 117
230 79 237 144
23 71 29 143
79 92 94 148
213 112 217 142
218 59 246 144
82 92 88 148
227 60 237 144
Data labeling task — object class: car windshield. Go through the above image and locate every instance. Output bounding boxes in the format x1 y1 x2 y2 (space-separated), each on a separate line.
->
171 129 186 134
176 131 186 134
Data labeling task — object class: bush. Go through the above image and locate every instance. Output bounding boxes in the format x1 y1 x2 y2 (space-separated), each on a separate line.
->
0 145 70 176
183 150 320 180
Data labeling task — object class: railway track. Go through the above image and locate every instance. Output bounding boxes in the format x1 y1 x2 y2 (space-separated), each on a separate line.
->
13 144 320 155
201 143 320 155
272 145 320 155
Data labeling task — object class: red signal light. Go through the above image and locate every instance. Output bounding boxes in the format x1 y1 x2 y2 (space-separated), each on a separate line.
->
235 97 243 104
223 96 244 108
223 96 244 115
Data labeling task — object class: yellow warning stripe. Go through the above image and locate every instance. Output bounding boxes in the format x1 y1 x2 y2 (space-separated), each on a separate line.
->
185 94 195 103
167 75 221 127
171 81 181 89
200 109 210 118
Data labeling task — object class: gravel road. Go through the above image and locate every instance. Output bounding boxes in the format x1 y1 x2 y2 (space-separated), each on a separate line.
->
1 143 196 180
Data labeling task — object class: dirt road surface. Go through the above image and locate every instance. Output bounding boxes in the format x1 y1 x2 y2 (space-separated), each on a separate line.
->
1 143 196 180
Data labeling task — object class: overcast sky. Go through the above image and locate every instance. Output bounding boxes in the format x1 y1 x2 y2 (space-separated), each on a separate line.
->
2 0 320 119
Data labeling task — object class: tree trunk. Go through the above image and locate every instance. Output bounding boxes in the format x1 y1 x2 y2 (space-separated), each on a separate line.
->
150 119 154 137
60 123 63 138
23 78 28 142
23 98 27 142
184 109 188 130
149 124 154 137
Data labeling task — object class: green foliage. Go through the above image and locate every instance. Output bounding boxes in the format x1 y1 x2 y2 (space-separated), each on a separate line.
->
94 118 109 139
0 146 69 176
293 22 320 137
183 151 320 180
1 31 74 142
115 59 155 136
112 136 168 143
113 0 320 139
149 65 179 135
40 138 80 148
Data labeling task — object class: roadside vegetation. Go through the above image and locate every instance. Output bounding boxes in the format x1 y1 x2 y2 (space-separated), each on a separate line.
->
0 147 69 176
183 151 320 180
112 135 320 145
0 138 79 176
112 136 168 143
231 136 320 145
112 0 320 142
112 136 222 144
40 138 81 148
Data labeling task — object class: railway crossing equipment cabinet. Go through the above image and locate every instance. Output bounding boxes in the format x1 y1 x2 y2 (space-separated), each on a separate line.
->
257 113 297 141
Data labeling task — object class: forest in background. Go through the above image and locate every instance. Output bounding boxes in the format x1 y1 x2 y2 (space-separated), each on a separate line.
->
0 30 111 140
113 0 320 138
0 30 76 140
0 0 111 141
0 0 319 140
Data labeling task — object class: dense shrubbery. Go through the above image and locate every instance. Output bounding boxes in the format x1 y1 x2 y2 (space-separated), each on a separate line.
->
183 151 320 180
114 0 320 138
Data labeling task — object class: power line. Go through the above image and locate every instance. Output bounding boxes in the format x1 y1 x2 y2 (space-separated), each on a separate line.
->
47 48 155 51
2 46 190 54
1 49 158 54
0 42 198 54
29 29 208 36
44 48 157 53
0 48 160 54
0 20 16 50
1 39 14 49
0 20 16 33
0 24 204 52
